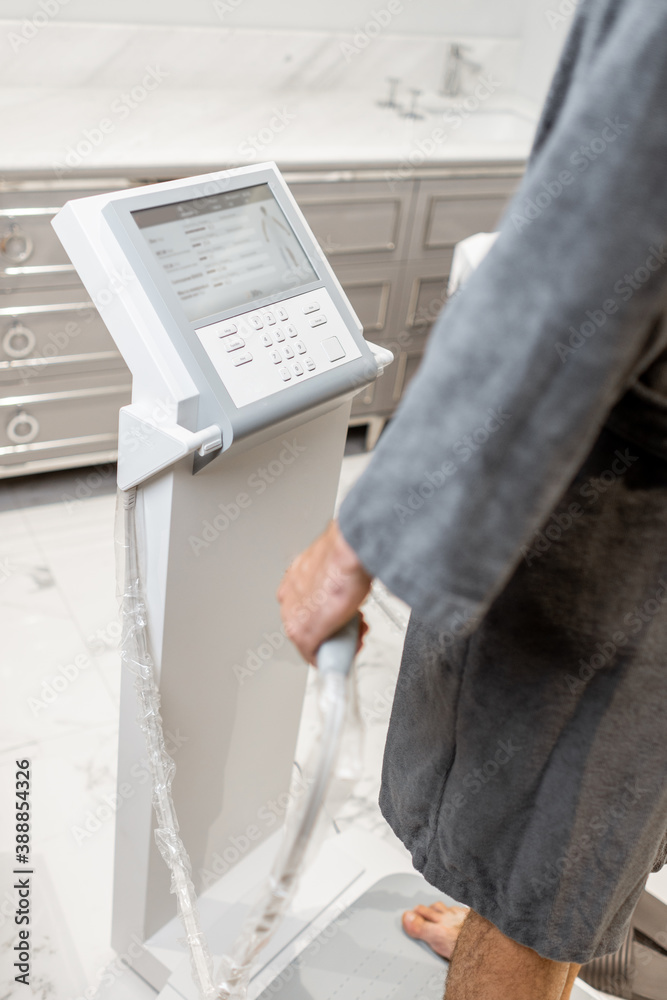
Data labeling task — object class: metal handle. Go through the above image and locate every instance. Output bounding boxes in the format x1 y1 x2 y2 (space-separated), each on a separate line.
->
1 264 75 276
1 224 34 264
316 614 361 676
7 411 39 444
2 323 36 359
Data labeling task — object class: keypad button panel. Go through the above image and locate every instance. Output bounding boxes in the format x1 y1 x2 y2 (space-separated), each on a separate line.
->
195 288 362 408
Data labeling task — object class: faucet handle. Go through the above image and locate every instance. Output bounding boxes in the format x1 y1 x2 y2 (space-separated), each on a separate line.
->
377 76 401 109
401 88 424 120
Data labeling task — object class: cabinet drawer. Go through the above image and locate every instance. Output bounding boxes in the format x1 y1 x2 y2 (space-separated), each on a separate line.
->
0 183 135 289
332 262 405 338
351 365 396 417
409 176 519 259
0 371 131 473
403 259 452 330
0 292 119 377
290 180 413 263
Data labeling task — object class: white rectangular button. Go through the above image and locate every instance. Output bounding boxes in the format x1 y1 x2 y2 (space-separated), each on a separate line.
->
264 311 276 325
309 314 327 328
303 302 320 314
283 345 295 360
232 351 253 366
275 328 286 342
292 362 304 376
220 323 238 337
295 340 307 354
286 324 299 338
305 356 316 371
224 335 245 352
250 316 263 330
269 349 282 364
278 366 291 381
277 306 289 321
322 336 345 362
260 333 273 347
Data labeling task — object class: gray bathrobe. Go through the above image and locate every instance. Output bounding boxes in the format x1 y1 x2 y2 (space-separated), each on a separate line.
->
338 0 667 964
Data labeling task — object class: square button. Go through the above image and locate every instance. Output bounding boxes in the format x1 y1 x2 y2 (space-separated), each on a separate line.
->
277 306 289 321
292 362 304 376
260 333 273 347
250 316 263 330
269 349 282 365
285 324 299 338
283 345 295 360
275 328 286 342
279 367 291 381
305 357 316 371
322 336 346 362
295 340 307 354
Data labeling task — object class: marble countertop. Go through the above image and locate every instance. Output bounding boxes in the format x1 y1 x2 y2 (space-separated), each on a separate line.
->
4 86 534 178
0 19 539 178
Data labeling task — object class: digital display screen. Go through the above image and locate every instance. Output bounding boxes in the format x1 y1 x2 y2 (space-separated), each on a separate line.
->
132 184 318 322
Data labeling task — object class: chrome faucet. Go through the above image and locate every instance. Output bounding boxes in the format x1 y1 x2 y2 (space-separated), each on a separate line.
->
441 42 481 98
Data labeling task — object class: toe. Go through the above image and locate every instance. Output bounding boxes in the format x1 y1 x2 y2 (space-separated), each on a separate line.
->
402 910 427 939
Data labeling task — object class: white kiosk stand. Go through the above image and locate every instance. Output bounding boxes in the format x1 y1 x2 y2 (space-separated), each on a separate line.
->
53 168 598 1000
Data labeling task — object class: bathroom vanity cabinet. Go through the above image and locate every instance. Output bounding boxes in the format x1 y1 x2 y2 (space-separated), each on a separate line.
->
0 165 521 476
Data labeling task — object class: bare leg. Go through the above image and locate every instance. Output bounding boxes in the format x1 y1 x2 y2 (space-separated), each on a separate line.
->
561 962 582 1000
443 909 575 1000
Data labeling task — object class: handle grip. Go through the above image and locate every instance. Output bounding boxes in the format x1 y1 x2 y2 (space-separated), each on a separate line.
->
316 615 360 677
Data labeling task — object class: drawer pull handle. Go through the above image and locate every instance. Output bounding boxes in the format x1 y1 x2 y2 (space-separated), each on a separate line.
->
0 224 34 264
2 323 36 359
7 411 39 444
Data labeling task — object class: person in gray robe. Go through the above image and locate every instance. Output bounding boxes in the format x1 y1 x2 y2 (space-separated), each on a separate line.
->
278 0 667 995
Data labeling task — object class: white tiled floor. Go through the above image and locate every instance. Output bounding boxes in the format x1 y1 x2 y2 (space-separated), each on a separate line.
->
1 456 665 1000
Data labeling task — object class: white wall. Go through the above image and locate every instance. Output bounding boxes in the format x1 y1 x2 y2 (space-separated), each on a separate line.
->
3 0 530 37
516 0 573 106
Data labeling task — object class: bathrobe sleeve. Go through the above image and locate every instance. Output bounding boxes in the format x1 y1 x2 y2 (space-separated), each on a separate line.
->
338 0 667 629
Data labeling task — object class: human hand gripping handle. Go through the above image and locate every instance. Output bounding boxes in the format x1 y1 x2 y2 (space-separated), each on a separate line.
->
277 520 373 664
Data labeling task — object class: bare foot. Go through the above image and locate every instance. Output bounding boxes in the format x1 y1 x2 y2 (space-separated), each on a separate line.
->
402 901 470 960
